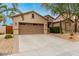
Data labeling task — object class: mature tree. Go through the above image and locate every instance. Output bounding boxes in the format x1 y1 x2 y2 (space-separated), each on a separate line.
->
42 3 79 33
0 3 24 25
0 14 4 22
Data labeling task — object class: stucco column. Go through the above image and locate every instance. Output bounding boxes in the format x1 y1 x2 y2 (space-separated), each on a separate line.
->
60 21 62 33
44 23 48 34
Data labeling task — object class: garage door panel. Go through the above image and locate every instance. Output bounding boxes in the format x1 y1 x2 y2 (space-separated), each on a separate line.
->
19 23 44 34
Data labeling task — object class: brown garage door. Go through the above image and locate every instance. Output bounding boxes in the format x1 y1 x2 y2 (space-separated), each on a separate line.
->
19 23 44 34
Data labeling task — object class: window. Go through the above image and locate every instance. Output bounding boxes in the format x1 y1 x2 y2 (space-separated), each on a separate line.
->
32 14 34 19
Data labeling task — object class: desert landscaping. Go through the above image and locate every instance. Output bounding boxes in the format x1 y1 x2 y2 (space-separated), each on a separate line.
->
53 33 79 41
0 34 18 55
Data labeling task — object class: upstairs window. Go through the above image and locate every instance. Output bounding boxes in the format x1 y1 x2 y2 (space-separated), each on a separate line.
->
32 14 34 19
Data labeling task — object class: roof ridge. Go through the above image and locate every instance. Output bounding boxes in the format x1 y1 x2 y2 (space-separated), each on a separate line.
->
44 15 54 19
12 10 48 21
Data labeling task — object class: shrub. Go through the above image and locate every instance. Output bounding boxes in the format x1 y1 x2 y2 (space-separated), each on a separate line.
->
69 36 74 39
50 27 60 33
61 32 64 34
5 35 13 39
0 33 3 35
6 30 13 34
70 33 74 36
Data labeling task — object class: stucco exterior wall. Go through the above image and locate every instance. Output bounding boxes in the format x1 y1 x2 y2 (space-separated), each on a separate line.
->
13 12 48 34
0 26 6 34
53 22 60 27
61 21 65 33
77 22 79 32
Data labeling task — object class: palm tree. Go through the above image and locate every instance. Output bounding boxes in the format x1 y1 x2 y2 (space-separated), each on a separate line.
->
0 14 4 22
0 3 24 25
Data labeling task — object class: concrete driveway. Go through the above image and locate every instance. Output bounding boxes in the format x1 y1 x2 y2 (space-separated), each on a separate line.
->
12 34 79 56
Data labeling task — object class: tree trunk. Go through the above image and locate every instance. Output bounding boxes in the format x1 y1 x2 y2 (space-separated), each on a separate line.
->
74 19 77 33
60 21 62 33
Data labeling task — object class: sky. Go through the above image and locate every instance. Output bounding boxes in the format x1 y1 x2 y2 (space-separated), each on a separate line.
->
0 3 53 25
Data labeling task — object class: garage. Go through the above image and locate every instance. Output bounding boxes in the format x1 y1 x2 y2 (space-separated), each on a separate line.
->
19 23 44 34
13 11 48 34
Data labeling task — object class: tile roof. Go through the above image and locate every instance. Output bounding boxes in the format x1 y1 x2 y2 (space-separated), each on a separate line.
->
44 15 55 22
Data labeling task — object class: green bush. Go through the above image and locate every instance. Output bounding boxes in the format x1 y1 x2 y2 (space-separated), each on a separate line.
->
6 30 13 34
5 35 13 39
50 27 60 33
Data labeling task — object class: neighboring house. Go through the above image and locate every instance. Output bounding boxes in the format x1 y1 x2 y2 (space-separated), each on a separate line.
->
12 11 48 35
0 26 6 34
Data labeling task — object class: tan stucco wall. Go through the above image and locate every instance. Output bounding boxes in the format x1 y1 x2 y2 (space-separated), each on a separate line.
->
53 22 65 33
53 21 75 33
13 12 48 34
61 22 65 33
77 22 79 32
45 16 53 22
53 15 76 33
53 22 60 27
44 16 54 28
